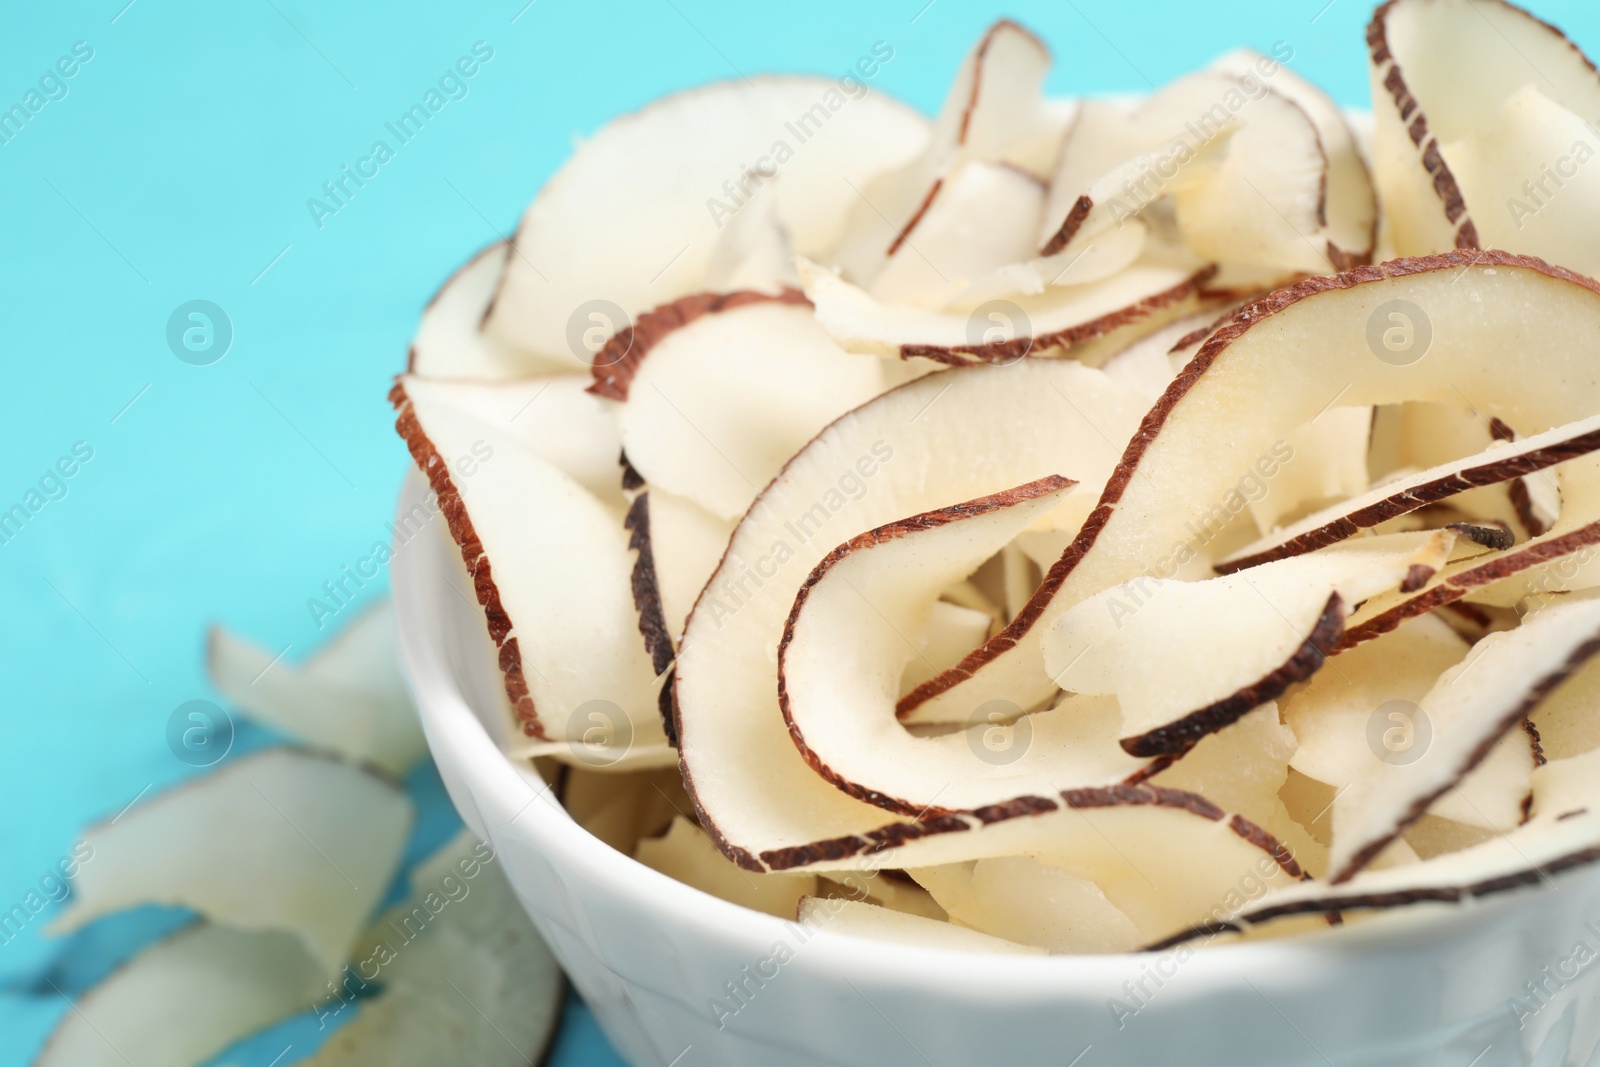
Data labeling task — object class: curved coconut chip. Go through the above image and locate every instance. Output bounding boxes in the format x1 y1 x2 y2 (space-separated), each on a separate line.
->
799 257 1217 366
1367 0 1600 268
911 857 1142 953
898 253 1600 729
33 924 326 1067
867 160 1049 308
1039 66 1371 276
483 76 930 364
208 600 426 776
1216 411 1600 573
1328 595 1600 881
390 374 625 511
1160 755 1600 946
778 477 1146 816
1042 532 1454 757
832 20 1053 285
610 297 892 521
587 288 809 402
674 360 1286 871
297 833 564 1067
51 749 411 977
1339 494 1600 647
391 378 662 744
1209 49 1377 269
407 242 568 380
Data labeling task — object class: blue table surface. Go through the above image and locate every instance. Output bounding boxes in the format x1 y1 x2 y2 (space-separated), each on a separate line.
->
3 1 1597 1063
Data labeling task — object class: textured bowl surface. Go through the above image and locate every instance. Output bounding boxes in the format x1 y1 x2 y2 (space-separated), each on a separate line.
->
392 472 1600 1067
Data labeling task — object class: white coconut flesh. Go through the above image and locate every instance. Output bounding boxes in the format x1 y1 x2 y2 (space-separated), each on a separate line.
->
902 255 1600 730
208 601 427 776
51 749 412 977
484 77 931 365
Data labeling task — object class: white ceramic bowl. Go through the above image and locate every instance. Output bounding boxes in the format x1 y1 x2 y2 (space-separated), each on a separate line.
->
392 473 1600 1067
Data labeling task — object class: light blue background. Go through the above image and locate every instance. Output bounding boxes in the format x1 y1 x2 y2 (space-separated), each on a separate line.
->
2 0 1596 1063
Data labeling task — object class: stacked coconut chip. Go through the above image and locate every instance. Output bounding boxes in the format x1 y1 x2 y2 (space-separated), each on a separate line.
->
391 1 1600 955
32 604 562 1067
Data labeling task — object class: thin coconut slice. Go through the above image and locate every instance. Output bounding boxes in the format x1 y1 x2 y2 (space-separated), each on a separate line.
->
1041 68 1366 275
1444 84 1600 279
832 21 1053 286
1328 595 1600 880
900 599 995 696
675 361 1157 870
408 242 570 380
1284 612 1469 787
1044 532 1452 757
297 833 564 1067
911 857 1143 953
1368 0 1600 263
208 601 426 776
484 77 930 365
587 288 808 402
801 257 1215 366
34 924 326 1067
1017 790 1304 946
610 297 890 521
1097 312 1216 401
1218 411 1600 572
900 252 1600 730
396 375 626 510
1148 704 1324 875
867 160 1047 308
1177 766 1600 944
1166 79 1347 275
637 817 818 919
779 477 1148 814
1340 452 1600 642
1529 652 1600 761
1398 403 1552 537
948 219 1149 308
795 896 1044 955
1210 49 1376 268
1244 407 1371 537
52 749 411 976
1282 609 1535 836
392 377 661 744
625 488 735 676
823 869 948 921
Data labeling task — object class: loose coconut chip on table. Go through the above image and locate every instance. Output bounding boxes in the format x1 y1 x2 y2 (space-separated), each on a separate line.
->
34 925 328 1067
208 602 426 776
293 832 563 1067
51 748 411 977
